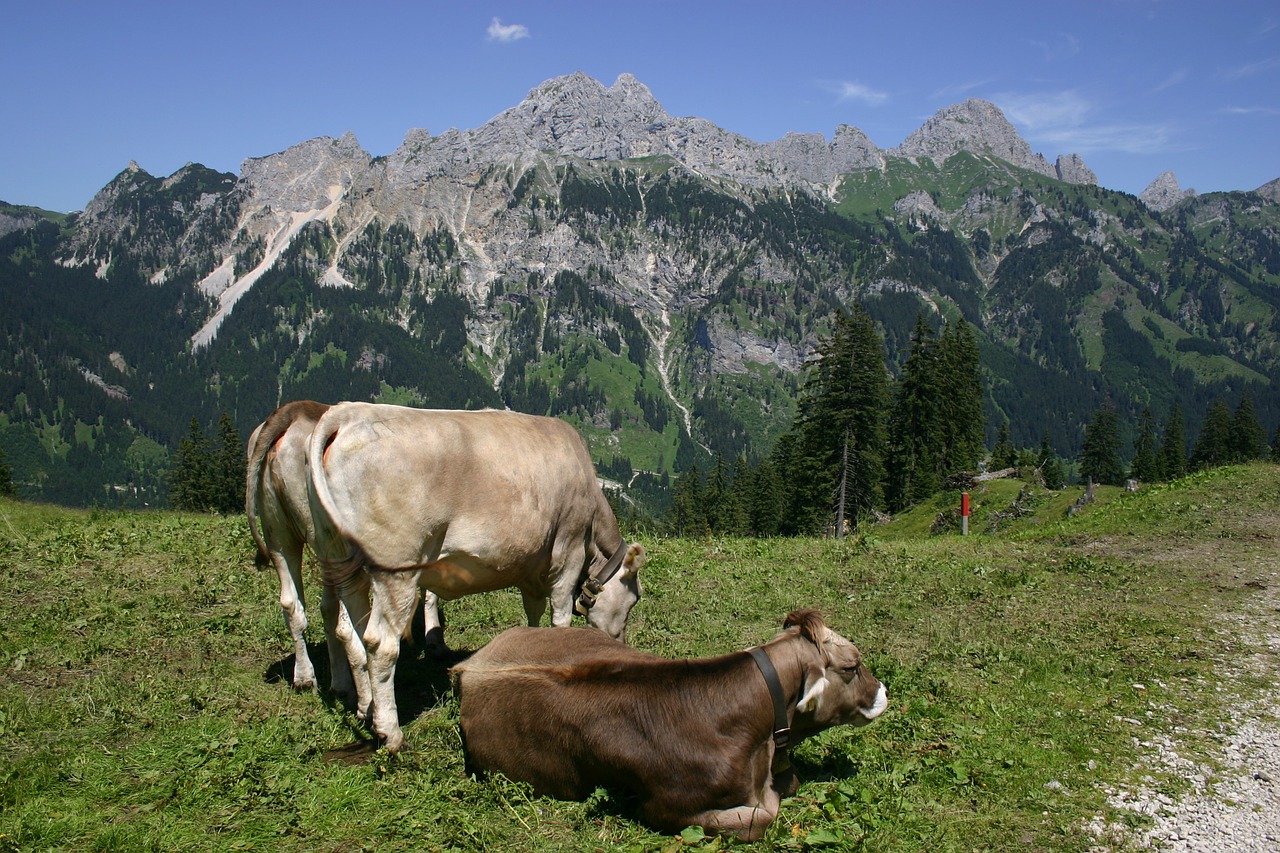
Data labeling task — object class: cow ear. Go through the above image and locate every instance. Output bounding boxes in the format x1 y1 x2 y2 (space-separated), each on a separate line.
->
798 665 828 712
622 542 645 575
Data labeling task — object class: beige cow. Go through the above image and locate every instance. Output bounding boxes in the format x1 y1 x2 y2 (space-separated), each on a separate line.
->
307 402 644 752
245 400 444 704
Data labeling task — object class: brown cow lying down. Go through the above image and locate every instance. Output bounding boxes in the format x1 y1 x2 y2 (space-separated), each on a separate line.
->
452 609 888 841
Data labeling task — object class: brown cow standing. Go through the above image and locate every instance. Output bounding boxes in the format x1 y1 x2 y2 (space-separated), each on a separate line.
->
452 609 888 841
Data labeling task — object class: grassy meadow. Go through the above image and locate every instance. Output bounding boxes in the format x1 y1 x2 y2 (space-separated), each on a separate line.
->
1 464 1277 852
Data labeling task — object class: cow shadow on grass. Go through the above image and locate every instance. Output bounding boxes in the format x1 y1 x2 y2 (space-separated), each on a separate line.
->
264 611 474 763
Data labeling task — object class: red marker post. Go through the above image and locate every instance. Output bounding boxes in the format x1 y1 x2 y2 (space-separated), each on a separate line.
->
961 492 970 536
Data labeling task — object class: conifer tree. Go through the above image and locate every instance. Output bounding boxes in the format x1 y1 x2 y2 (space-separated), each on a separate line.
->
0 448 15 497
1228 395 1267 462
1080 408 1125 486
936 318 985 475
1190 399 1233 470
213 412 246 513
1129 406 1160 482
1271 425 1280 463
789 305 888 534
1158 405 1187 480
170 417 215 511
1037 432 1065 490
886 315 941 511
991 421 1017 469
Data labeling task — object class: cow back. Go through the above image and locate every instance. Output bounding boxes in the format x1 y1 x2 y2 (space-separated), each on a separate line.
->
309 404 620 578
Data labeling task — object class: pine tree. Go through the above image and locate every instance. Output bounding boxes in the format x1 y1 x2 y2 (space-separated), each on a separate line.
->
1129 406 1160 482
0 448 15 497
212 412 246 513
1190 399 1233 470
991 421 1017 469
1037 432 1065 490
936 318 985 475
1271 425 1280 463
886 315 941 511
1080 408 1125 486
1158 405 1187 481
169 417 215 511
669 465 709 537
1228 395 1267 462
789 305 888 534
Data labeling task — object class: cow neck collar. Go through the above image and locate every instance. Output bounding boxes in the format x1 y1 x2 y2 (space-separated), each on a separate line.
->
748 645 795 793
574 540 629 616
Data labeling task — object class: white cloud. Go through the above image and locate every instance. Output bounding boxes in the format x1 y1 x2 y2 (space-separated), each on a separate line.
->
827 80 888 106
486 17 529 43
996 90 1172 155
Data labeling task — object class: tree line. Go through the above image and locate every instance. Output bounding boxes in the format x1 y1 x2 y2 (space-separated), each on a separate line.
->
664 305 1280 537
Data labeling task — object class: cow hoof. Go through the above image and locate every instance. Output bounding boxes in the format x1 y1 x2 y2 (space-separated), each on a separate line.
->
292 676 317 692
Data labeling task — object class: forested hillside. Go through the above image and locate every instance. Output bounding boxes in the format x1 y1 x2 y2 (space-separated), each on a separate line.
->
1 78 1278 516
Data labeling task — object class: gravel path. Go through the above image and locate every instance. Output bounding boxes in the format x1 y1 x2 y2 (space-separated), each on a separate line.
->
1088 530 1280 851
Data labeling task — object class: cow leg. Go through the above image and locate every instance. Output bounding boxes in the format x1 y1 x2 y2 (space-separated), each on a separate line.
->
318 580 356 704
328 571 373 719
520 589 547 627
682 801 780 843
420 589 448 658
270 539 315 690
363 567 422 753
546 542 588 627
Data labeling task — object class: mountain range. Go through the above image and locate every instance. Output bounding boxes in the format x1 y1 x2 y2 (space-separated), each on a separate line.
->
2 71 1277 508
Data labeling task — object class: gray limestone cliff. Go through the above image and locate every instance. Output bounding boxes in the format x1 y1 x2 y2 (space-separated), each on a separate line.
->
1140 171 1196 212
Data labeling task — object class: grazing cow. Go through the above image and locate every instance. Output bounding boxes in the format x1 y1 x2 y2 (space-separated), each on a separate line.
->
307 402 645 753
245 400 444 703
452 609 888 842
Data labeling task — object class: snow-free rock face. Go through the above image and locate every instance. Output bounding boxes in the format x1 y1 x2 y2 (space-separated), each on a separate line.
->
1055 153 1097 185
240 132 371 212
892 99 1060 179
1140 171 1196 212
1253 177 1280 203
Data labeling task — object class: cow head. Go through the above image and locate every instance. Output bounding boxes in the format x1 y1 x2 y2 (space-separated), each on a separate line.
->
783 609 888 740
583 542 645 643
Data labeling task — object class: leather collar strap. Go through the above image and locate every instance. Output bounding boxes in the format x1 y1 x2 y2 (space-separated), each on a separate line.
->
749 646 794 792
574 541 629 616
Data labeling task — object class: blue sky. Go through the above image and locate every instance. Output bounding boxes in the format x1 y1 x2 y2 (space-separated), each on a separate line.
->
3 1 1276 213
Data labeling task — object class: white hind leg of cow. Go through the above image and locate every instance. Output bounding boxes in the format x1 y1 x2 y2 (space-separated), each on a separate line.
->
419 590 448 657
328 571 374 720
363 566 424 753
270 540 315 690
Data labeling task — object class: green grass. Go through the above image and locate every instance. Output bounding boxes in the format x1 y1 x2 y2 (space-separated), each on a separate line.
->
1 464 1276 851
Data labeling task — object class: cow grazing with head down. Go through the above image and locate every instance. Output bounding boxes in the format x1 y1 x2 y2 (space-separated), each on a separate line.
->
245 400 444 704
452 609 888 841
307 402 645 753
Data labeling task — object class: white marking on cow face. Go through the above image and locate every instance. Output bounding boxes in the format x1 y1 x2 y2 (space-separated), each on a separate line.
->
861 682 889 722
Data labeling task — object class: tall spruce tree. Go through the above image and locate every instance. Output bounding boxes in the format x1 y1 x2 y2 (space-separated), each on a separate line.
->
788 305 888 534
212 412 246 513
1228 395 1268 461
1080 408 1125 486
169 417 216 511
0 448 14 497
1037 432 1065 489
1190 399 1233 470
936 318 985 475
1158 405 1187 480
1129 406 1160 482
886 315 942 511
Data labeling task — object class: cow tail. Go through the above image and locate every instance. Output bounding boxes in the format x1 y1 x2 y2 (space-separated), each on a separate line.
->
306 409 364 590
244 419 282 570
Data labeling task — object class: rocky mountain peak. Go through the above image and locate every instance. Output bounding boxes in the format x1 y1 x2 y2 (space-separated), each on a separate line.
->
893 99 1059 180
1139 171 1195 212
1253 177 1280 203
240 132 372 212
